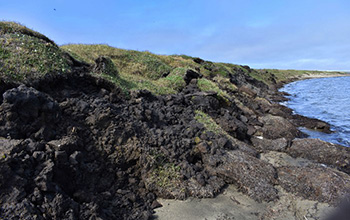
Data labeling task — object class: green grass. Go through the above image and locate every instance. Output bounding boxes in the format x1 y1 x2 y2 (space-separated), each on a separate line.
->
0 21 73 82
0 21 55 44
150 163 182 188
195 110 227 135
212 75 238 92
62 44 192 95
2 21 346 95
197 78 230 102
97 67 186 95
61 44 173 80
61 44 250 95
195 110 240 144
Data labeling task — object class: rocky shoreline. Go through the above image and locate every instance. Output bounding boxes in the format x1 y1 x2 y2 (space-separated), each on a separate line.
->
0 67 349 220
1 21 350 220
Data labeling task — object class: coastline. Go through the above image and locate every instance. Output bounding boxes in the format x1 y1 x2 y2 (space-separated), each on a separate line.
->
1 22 350 219
153 73 350 220
276 72 350 89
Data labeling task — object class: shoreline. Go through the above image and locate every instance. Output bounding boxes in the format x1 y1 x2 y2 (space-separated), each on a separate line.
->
153 73 350 220
298 72 350 79
1 22 350 220
277 73 350 89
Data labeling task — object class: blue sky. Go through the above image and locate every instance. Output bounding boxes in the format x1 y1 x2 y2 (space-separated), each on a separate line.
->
1 0 350 70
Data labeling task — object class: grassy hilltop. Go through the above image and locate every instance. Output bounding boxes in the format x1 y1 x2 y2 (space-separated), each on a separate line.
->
0 22 76 81
1 22 346 95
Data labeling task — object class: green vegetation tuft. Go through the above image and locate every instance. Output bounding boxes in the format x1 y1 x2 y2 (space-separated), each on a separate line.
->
195 110 237 143
195 110 227 135
62 44 191 95
93 56 119 77
0 21 55 44
197 78 230 102
61 44 172 80
149 163 182 188
212 75 237 92
0 21 73 82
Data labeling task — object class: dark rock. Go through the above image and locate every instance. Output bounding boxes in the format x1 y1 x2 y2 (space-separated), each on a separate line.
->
251 136 288 152
34 160 55 192
184 69 202 85
258 114 301 140
151 200 163 209
193 57 205 64
277 165 350 204
0 67 348 219
289 139 350 174
238 86 257 98
203 150 278 202
54 151 68 164
291 114 332 133
0 85 60 140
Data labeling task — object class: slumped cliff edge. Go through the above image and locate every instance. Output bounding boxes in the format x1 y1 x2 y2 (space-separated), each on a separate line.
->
0 22 349 220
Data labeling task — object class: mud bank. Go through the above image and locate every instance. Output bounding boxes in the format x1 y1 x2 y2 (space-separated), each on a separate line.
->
0 69 350 220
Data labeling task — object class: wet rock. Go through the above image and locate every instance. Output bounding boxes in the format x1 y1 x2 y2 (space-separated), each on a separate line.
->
260 151 312 168
292 114 332 133
289 138 350 174
251 136 288 152
277 165 350 204
258 114 301 140
204 150 278 202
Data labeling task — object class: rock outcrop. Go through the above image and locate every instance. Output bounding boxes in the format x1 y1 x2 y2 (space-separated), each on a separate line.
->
0 60 349 220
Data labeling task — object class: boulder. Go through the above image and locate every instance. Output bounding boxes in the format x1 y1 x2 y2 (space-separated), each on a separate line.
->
291 114 332 133
203 150 278 202
289 138 350 174
258 114 302 140
251 136 288 152
277 165 350 204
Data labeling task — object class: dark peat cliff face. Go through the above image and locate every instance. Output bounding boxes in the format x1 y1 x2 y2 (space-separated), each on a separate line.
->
0 22 349 220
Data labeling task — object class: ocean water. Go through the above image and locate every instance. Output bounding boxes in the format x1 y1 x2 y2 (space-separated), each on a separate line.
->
280 76 350 147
